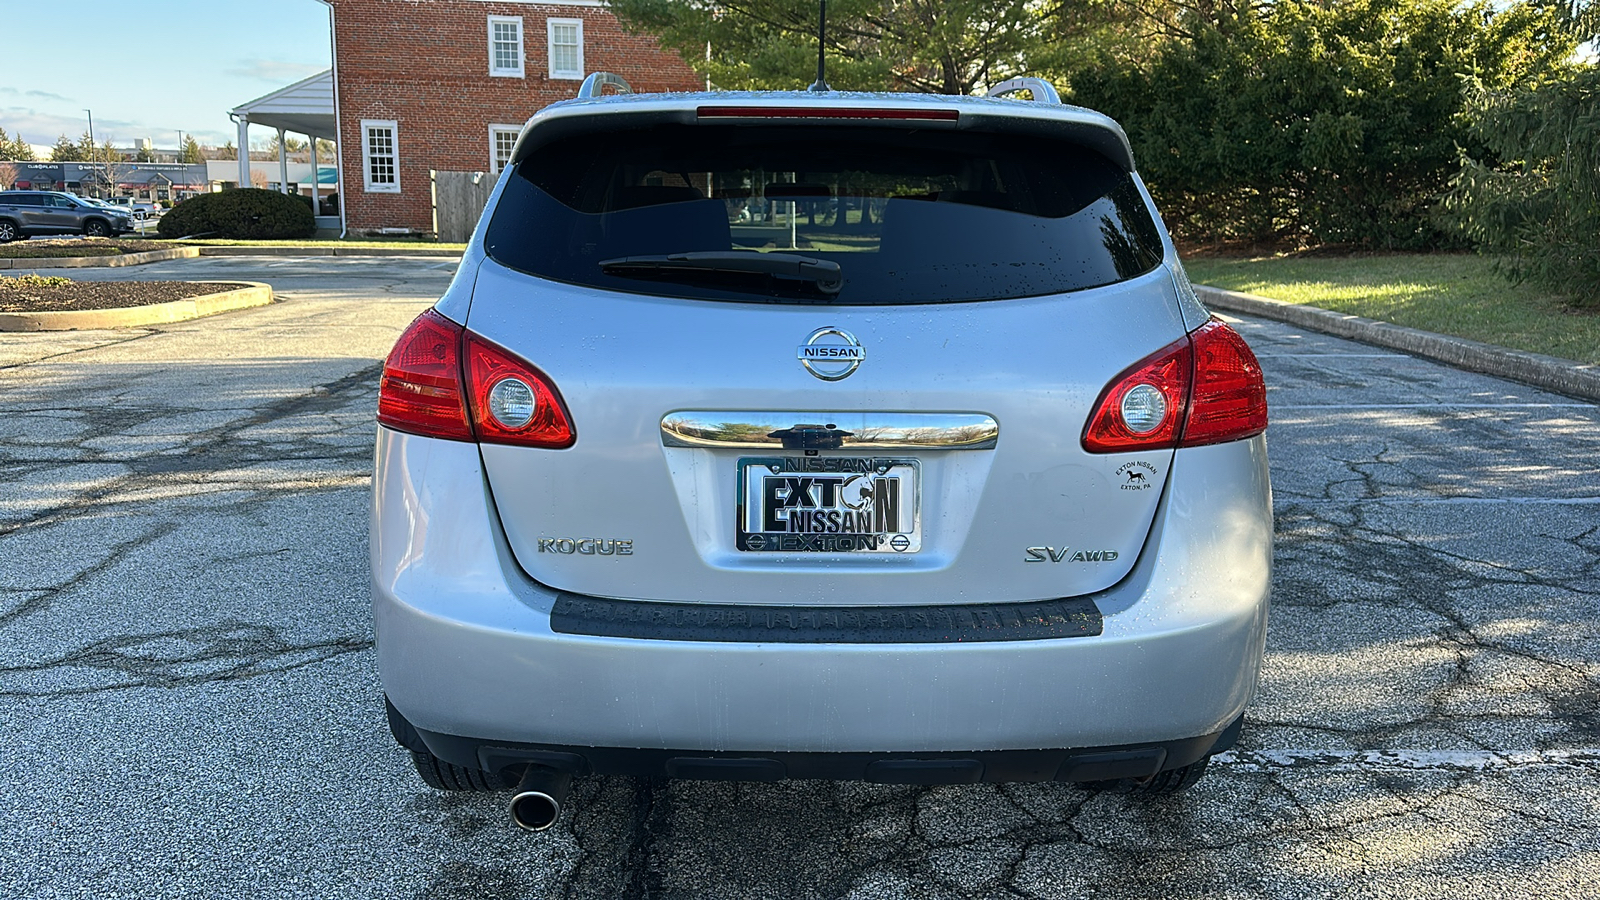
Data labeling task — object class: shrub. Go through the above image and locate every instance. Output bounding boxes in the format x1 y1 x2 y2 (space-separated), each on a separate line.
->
1 274 72 288
1065 0 1572 249
157 188 315 239
1439 68 1600 307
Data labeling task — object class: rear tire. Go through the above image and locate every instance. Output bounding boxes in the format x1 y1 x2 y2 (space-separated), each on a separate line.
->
409 748 501 792
0 220 16 243
84 219 109 237
1086 755 1211 795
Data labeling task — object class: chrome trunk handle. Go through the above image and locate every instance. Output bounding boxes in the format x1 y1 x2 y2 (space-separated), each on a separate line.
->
661 412 999 451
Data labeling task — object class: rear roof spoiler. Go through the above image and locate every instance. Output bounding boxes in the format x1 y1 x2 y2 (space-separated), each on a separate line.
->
533 79 1135 172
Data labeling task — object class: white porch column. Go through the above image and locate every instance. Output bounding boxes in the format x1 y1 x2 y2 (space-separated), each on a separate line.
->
309 136 320 212
236 115 250 188
276 127 289 194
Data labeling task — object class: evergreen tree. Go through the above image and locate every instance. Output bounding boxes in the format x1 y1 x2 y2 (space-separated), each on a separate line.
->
609 0 1049 94
0 127 30 160
49 133 85 162
181 136 205 164
11 133 36 161
1064 0 1572 248
1440 2 1600 306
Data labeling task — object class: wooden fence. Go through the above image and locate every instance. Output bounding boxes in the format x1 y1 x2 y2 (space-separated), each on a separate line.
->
430 170 495 243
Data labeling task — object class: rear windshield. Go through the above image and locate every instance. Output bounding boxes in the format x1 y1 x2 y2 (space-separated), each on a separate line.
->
485 122 1164 304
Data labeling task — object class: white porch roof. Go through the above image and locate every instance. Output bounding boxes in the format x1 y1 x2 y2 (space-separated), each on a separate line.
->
230 70 336 140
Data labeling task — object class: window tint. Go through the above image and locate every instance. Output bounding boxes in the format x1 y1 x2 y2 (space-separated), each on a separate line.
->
484 123 1165 305
3 193 41 207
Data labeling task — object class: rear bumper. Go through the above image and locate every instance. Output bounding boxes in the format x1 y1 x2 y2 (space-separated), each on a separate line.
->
372 428 1272 757
389 697 1244 785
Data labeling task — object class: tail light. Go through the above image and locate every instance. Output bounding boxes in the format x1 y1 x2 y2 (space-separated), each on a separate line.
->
377 309 575 448
1082 317 1266 453
463 332 575 448
377 310 472 441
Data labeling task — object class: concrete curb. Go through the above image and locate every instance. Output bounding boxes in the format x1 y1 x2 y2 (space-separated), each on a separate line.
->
0 281 274 332
1195 284 1600 404
193 245 461 258
0 247 201 270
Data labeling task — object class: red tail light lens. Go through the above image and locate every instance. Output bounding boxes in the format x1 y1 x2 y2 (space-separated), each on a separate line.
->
1082 336 1192 453
376 309 575 448
464 333 575 448
377 309 472 441
1082 317 1266 453
1183 318 1268 447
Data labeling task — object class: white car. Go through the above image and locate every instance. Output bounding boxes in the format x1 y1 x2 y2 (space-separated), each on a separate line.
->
106 197 158 220
372 75 1273 832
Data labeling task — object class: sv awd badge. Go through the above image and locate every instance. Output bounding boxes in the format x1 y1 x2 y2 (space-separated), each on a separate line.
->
1025 546 1120 563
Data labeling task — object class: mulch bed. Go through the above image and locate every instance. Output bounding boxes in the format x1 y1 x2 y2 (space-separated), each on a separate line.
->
0 238 174 259
0 279 249 313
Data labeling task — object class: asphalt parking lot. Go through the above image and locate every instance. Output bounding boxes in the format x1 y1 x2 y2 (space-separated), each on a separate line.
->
2 256 1598 899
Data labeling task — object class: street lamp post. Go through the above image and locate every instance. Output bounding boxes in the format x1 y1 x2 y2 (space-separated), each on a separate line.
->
84 108 97 196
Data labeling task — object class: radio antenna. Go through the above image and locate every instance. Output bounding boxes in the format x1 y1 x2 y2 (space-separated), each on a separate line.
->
807 0 830 92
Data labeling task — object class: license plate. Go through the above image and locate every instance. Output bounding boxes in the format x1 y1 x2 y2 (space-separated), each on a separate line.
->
736 456 921 553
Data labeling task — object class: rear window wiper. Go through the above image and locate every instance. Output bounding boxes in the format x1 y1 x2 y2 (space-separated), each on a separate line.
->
599 252 843 295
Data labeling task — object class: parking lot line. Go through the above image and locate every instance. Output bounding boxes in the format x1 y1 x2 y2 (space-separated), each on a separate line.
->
1219 748 1600 772
1272 402 1598 409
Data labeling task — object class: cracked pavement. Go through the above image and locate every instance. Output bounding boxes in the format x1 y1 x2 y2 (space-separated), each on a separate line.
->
3 258 1598 898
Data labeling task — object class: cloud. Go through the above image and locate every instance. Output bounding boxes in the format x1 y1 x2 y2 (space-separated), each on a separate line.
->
225 59 326 83
25 89 73 103
0 107 231 152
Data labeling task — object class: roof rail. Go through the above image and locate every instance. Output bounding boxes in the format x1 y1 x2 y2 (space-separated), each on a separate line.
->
577 72 634 100
986 77 1061 105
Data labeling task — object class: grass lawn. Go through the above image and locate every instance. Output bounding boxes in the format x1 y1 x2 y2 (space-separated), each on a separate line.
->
1184 253 1600 366
178 238 468 250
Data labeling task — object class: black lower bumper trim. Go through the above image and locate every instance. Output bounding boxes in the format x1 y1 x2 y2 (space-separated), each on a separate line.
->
401 708 1244 786
550 593 1103 643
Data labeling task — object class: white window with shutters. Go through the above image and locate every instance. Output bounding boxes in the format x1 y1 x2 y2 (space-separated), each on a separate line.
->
489 124 521 174
361 120 399 193
488 16 525 78
547 18 583 80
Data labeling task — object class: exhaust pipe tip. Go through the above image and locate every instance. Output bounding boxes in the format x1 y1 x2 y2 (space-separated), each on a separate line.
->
509 765 573 832
509 790 562 831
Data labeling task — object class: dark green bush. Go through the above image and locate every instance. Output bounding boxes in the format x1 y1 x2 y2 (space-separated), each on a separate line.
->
1066 0 1571 249
157 188 315 239
1440 67 1600 306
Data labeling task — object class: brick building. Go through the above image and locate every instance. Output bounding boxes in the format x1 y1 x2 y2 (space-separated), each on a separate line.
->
322 0 700 233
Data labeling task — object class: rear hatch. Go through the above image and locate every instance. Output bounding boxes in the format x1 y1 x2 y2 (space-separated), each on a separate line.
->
466 97 1188 606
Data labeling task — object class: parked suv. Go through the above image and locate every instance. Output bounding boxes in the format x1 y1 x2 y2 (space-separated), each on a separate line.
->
105 196 159 220
0 191 135 241
373 76 1272 831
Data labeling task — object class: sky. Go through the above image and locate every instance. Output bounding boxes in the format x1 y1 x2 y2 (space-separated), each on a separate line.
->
0 0 332 155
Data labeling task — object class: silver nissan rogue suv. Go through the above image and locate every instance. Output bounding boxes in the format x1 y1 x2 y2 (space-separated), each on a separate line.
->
372 76 1271 831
